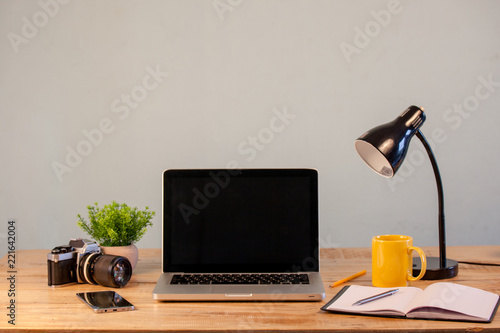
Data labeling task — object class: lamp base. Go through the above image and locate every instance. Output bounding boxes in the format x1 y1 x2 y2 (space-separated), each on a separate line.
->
413 257 459 280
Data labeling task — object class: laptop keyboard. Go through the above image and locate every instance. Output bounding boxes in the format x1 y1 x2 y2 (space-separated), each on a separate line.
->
170 273 310 285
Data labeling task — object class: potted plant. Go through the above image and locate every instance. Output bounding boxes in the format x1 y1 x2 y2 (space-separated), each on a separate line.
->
77 201 155 269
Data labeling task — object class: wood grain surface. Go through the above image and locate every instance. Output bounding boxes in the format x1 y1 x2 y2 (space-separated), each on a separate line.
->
1 246 500 332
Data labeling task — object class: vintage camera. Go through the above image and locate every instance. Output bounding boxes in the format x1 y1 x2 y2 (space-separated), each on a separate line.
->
47 238 132 288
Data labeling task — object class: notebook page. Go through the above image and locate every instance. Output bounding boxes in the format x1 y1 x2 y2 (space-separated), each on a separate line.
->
407 282 499 320
326 285 422 316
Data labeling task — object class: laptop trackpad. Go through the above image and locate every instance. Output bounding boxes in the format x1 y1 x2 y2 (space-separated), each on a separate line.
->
211 285 269 296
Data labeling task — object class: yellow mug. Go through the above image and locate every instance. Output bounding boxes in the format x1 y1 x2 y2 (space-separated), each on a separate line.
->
372 235 427 287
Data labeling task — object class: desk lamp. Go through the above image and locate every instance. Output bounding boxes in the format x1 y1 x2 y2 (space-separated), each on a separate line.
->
354 105 458 280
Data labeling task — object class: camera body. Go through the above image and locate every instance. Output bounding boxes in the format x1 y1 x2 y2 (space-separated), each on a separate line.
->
47 238 100 286
48 238 132 288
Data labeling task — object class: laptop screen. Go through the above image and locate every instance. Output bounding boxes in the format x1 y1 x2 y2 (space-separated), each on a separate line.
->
163 169 319 273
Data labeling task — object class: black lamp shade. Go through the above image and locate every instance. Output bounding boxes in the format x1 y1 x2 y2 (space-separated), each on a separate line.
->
354 106 426 178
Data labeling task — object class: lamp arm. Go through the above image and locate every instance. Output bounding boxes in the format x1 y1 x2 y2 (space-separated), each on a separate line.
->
415 130 447 268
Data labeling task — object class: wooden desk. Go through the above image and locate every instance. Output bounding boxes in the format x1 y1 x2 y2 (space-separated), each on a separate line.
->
1 246 500 332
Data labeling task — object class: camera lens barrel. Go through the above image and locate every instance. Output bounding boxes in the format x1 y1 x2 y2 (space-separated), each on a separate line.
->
79 253 132 288
93 255 132 288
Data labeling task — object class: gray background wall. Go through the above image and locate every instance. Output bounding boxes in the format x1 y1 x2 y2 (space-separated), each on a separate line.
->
1 0 499 258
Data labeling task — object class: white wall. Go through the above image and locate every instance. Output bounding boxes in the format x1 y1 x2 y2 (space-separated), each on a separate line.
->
1 0 500 258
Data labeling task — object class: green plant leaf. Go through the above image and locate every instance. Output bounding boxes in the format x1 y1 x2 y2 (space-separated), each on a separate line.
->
76 201 155 246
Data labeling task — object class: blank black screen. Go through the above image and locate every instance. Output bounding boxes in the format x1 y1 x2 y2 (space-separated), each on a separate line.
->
163 169 319 273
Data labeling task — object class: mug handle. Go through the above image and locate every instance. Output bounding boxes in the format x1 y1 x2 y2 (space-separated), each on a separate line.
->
407 246 427 281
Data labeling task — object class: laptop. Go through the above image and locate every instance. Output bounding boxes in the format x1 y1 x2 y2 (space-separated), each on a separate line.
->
152 168 326 301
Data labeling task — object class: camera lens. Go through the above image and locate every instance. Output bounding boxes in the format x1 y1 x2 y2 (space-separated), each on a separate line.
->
93 255 132 288
79 253 132 288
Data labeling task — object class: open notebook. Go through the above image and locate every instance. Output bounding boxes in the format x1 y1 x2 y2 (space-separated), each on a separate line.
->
322 282 500 323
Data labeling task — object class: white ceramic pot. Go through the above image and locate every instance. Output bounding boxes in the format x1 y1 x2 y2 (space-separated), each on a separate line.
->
100 243 139 269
